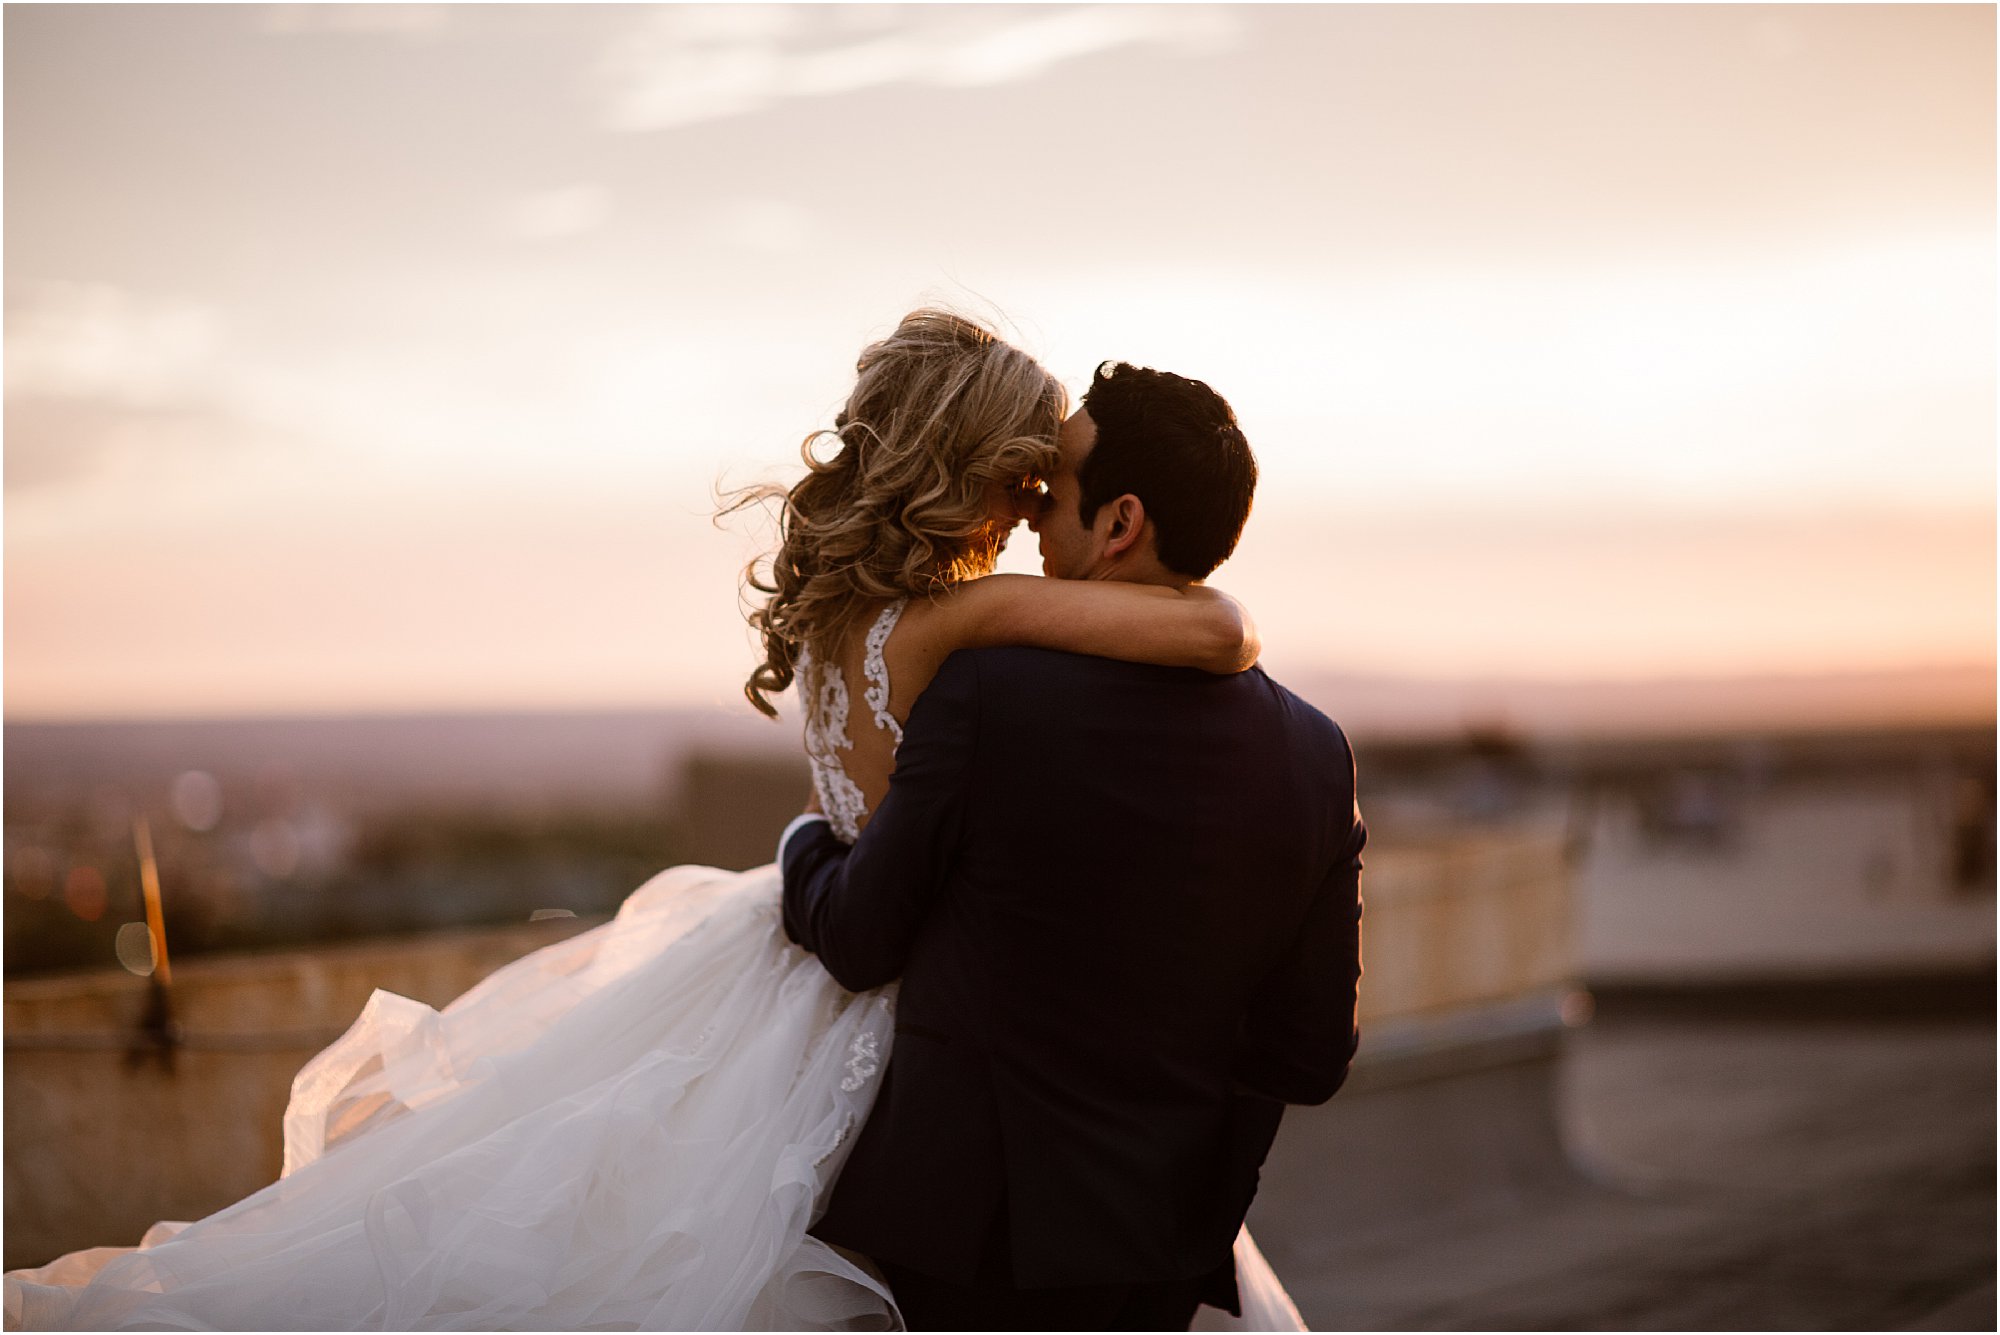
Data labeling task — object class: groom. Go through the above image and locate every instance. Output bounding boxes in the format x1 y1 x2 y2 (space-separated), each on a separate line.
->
781 361 1365 1330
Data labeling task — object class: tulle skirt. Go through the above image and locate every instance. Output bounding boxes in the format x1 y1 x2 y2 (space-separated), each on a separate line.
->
5 863 1305 1331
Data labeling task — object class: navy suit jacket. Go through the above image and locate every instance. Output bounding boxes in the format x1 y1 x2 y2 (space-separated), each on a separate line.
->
782 646 1364 1296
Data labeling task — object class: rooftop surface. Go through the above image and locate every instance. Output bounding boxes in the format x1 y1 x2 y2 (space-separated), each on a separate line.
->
1251 1009 1994 1331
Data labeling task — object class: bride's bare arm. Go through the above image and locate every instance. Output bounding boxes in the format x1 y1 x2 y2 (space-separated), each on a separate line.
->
926 573 1259 673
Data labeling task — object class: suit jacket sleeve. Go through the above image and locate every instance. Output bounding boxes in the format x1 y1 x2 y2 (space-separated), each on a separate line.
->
780 650 982 992
1232 749 1366 1106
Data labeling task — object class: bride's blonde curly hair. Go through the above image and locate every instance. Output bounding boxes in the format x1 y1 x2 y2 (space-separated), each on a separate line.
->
731 309 1067 719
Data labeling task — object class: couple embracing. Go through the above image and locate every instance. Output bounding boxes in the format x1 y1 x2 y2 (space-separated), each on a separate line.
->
6 311 1364 1332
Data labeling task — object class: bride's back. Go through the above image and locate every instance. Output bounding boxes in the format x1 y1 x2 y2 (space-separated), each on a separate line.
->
800 588 1029 837
796 600 908 839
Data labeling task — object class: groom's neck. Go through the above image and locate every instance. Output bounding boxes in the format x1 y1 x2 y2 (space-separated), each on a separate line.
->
1090 553 1195 590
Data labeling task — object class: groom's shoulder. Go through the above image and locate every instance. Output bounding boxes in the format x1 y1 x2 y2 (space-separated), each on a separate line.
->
1255 666 1336 723
1252 668 1356 758
932 650 1356 772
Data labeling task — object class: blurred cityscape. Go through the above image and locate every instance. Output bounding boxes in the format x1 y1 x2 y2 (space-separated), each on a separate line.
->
7 669 1994 983
3 709 802 978
7 701 1992 983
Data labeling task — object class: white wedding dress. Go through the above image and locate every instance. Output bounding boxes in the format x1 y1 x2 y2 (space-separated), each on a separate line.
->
4 601 1305 1332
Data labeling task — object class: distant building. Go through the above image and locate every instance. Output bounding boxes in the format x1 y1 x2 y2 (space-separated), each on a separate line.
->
673 750 815 872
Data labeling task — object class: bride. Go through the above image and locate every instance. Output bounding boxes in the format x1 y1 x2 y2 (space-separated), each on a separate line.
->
4 310 1305 1331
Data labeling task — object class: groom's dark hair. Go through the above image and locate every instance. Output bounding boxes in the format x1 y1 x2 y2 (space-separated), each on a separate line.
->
1077 361 1257 579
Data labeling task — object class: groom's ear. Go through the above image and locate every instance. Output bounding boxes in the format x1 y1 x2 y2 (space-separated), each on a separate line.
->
1099 493 1149 561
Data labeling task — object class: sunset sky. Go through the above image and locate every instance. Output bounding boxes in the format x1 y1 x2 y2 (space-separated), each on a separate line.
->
5 4 1992 720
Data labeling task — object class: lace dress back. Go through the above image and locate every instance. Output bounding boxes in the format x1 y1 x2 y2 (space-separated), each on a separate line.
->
797 599 907 844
